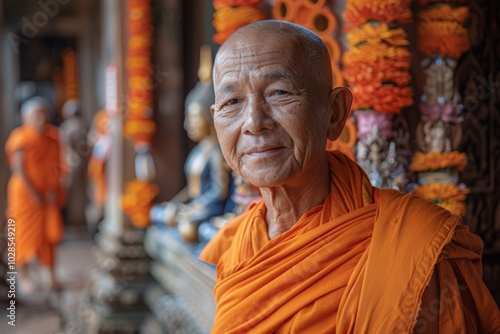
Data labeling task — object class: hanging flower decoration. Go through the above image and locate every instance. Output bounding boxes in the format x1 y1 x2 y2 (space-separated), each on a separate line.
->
125 0 156 147
62 48 79 101
123 0 157 228
343 0 412 31
342 22 413 114
411 0 471 217
212 0 265 45
417 4 470 59
413 183 469 216
410 151 468 173
121 179 159 228
342 0 412 189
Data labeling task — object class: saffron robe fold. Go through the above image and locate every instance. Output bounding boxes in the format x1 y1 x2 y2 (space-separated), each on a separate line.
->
200 151 500 333
6 124 65 267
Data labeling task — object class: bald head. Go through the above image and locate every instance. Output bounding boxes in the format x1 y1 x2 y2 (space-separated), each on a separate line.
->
20 96 50 131
216 20 333 91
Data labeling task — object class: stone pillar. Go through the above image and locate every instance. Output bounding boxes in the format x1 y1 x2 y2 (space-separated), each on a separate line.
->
78 1 154 333
101 0 126 237
0 7 20 224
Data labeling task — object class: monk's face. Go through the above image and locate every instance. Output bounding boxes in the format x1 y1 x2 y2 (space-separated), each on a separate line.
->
211 32 332 188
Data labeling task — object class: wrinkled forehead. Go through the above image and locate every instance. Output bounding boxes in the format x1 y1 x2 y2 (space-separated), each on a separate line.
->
213 35 303 84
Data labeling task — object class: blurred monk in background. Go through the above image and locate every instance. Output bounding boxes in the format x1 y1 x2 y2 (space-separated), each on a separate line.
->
200 21 500 333
6 97 65 292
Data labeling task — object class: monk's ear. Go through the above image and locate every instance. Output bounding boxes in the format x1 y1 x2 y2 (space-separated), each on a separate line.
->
327 87 353 141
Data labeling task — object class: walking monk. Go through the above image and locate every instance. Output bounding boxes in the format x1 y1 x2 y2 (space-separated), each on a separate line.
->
200 21 500 333
6 97 65 292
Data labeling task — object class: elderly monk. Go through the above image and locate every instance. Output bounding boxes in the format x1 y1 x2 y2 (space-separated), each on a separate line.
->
6 97 65 292
199 21 500 333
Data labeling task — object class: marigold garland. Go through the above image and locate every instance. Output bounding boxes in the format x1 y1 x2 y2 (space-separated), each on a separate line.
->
413 183 469 216
419 4 468 23
343 0 412 31
436 200 466 216
125 0 155 147
411 0 471 217
123 0 157 228
212 2 265 45
343 21 413 114
121 179 159 228
351 85 413 114
417 21 470 59
410 151 468 172
417 4 470 59
342 0 412 189
346 23 409 47
414 183 469 202
62 48 79 101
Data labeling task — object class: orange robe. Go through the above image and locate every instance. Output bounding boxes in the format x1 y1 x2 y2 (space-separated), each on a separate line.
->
200 151 500 333
6 124 65 268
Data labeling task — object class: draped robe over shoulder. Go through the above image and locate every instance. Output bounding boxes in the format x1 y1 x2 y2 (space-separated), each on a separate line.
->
6 124 65 268
200 152 500 333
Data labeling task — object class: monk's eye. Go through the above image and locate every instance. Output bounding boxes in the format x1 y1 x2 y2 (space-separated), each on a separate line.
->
227 98 239 106
274 90 288 96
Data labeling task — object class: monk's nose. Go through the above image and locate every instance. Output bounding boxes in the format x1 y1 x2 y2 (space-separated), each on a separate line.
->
241 98 275 135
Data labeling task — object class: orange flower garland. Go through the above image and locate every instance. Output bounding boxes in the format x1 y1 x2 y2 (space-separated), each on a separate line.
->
121 179 159 228
413 183 469 216
212 0 265 45
410 151 468 173
343 22 413 114
411 0 471 217
343 0 412 31
62 48 79 101
417 5 470 59
343 0 412 189
125 0 155 147
123 0 157 228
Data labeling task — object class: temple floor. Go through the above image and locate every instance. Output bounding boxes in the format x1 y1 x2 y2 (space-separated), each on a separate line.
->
0 228 95 334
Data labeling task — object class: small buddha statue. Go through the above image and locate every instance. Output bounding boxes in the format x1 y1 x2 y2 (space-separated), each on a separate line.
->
150 45 230 242
418 120 451 153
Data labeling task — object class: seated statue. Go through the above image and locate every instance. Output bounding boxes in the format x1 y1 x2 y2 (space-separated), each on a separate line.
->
150 46 230 243
198 172 261 243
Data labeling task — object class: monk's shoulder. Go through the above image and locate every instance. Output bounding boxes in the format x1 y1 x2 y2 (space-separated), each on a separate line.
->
6 126 34 152
379 188 458 222
376 188 460 246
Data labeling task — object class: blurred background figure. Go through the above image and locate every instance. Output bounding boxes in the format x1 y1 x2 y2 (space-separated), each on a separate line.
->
86 109 110 233
60 98 87 235
5 96 65 293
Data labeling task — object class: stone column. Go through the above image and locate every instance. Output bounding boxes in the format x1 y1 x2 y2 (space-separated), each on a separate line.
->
78 1 153 333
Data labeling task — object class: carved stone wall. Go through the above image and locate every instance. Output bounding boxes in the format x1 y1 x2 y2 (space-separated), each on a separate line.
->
456 0 500 303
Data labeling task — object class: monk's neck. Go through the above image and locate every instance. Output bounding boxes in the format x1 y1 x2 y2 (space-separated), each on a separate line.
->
260 159 331 239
